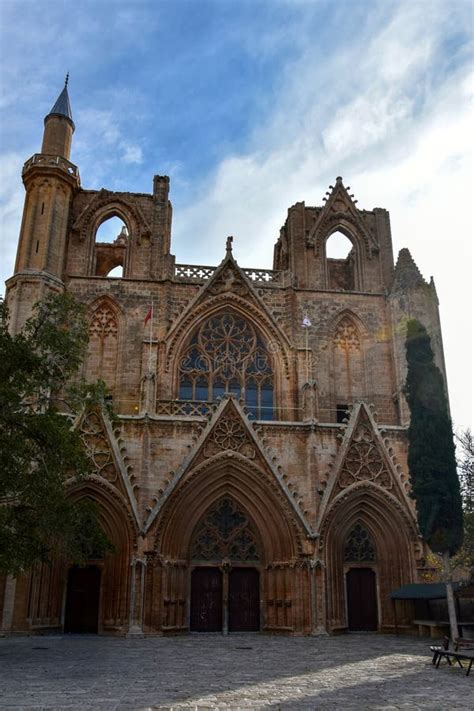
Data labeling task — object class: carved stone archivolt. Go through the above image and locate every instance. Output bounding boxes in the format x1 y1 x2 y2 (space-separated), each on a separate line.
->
72 190 151 244
80 410 118 484
339 421 392 490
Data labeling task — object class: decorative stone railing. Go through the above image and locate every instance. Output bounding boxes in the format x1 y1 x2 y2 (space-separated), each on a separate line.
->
174 263 283 284
22 154 80 178
155 400 218 417
242 268 282 284
174 264 217 281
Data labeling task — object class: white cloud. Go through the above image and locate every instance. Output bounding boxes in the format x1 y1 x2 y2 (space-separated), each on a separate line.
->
172 2 473 429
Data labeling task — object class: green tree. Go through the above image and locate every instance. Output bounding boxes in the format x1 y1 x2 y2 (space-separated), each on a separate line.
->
405 319 463 639
0 293 111 575
452 429 474 575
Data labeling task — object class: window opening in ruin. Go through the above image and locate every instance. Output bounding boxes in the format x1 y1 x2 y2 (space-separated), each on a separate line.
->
344 523 376 562
326 230 355 290
95 216 128 244
106 265 123 278
190 497 260 562
178 312 274 420
94 216 128 278
336 403 349 423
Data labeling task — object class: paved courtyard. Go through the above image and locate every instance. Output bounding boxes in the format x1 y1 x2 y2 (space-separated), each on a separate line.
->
0 633 471 710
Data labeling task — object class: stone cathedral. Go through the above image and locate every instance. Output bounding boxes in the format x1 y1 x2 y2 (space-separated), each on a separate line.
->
1 81 448 636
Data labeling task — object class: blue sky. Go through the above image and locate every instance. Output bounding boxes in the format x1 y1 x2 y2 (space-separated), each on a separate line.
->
0 0 472 430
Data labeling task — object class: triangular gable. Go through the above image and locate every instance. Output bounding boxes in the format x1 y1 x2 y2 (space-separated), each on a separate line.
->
164 249 293 377
76 407 141 529
143 395 314 538
307 177 377 257
316 402 416 530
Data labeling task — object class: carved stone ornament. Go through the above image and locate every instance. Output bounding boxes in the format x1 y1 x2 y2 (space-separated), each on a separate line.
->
80 409 117 484
203 415 256 459
338 423 392 489
190 497 260 562
208 266 249 296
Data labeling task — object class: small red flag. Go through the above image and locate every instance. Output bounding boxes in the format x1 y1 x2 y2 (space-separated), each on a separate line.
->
144 305 153 326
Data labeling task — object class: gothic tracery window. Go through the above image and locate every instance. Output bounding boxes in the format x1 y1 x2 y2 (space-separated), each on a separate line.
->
190 497 260 562
332 315 364 409
87 304 118 389
179 312 274 420
344 523 376 562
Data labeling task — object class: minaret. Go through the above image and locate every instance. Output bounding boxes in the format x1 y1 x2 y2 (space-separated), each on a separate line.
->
6 76 80 330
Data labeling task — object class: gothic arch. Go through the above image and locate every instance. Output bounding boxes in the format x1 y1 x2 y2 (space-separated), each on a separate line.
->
318 219 371 290
66 479 135 630
328 310 370 411
174 308 275 420
72 191 151 277
84 296 123 395
152 455 303 563
166 298 293 417
26 479 136 634
320 483 417 630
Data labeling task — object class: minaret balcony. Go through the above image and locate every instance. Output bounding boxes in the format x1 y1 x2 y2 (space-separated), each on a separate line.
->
22 153 80 186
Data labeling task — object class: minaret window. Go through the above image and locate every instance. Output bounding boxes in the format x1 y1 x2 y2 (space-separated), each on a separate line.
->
178 312 274 420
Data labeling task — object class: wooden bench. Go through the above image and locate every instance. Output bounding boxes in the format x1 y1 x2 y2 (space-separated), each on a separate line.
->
414 619 450 638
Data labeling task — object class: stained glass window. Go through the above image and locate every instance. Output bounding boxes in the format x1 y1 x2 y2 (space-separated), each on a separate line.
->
343 523 376 562
178 312 274 420
190 497 260 562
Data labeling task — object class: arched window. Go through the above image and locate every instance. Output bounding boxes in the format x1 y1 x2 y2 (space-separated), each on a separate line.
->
190 497 260 562
326 230 355 290
94 217 128 278
86 303 119 390
344 523 376 562
178 312 274 420
332 315 364 405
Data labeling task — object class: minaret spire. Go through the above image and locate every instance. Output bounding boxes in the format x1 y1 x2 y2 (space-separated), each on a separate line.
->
46 75 74 127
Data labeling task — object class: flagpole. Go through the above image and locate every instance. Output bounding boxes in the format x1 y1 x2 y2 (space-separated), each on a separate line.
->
306 326 309 382
148 299 153 373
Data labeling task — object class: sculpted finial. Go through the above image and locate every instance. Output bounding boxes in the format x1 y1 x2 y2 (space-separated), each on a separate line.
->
226 235 233 254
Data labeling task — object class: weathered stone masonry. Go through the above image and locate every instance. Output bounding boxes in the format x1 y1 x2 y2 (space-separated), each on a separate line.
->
1 81 447 636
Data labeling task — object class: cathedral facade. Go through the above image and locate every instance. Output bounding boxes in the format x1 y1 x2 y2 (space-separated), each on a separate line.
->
1 82 448 636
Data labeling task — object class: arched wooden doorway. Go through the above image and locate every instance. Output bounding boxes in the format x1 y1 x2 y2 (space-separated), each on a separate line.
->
344 523 378 631
64 565 102 633
189 497 261 633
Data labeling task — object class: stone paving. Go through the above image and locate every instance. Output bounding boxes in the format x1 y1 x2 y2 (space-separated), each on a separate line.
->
0 633 471 710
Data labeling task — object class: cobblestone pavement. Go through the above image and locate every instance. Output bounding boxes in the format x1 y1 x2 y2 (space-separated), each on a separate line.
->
0 633 471 710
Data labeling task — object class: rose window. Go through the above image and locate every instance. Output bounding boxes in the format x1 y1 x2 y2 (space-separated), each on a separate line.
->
179 312 273 420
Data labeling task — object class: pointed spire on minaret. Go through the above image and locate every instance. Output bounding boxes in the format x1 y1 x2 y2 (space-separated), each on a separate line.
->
391 248 427 292
46 74 74 127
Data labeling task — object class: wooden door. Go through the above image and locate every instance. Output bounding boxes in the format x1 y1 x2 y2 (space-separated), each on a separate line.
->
346 568 378 631
229 568 260 632
64 566 101 633
190 567 223 632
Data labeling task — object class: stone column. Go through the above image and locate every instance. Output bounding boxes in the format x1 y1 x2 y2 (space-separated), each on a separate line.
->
127 557 146 636
312 561 329 636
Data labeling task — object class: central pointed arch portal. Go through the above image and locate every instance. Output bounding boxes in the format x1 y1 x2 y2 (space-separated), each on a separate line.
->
145 456 312 635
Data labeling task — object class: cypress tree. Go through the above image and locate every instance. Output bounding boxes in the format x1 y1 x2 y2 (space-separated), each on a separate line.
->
405 319 463 555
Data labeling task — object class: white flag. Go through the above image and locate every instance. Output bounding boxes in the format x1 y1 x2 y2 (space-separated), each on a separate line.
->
302 316 312 328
